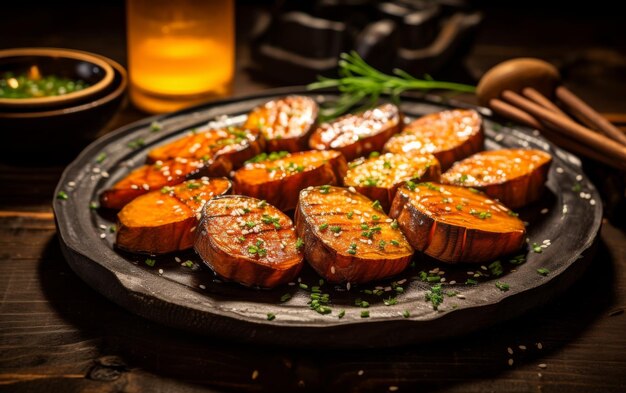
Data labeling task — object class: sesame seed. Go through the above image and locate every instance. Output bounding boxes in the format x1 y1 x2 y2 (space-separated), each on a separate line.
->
540 208 549 214
537 342 543 349
538 363 547 369
199 284 206 289
507 347 513 355
158 269 164 275
348 186 356 193
226 229 235 235
590 199 596 205
68 181 76 187
556 167 564 173
456 294 465 299
99 224 107 229
389 387 399 392
449 280 457 285
92 167 101 173
519 345 527 350
99 233 106 239
346 282 351 291
576 174 583 181
175 257 181 262
101 171 110 178
538 373 543 378
331 266 336 274
251 370 259 380
508 359 514 366
357 370 364 376
480 265 487 271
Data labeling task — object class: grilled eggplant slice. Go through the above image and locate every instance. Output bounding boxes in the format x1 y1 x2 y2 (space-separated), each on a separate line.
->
116 177 231 255
195 196 304 288
389 182 526 264
344 152 441 212
244 95 318 152
441 148 552 208
233 150 347 212
295 186 414 284
384 109 484 170
309 103 402 161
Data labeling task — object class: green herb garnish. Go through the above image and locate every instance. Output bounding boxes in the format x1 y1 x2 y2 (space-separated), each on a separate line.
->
537 268 550 276
425 284 444 310
495 282 510 291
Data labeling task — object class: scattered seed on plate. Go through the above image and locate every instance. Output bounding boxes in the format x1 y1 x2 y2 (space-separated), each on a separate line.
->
199 284 206 290
537 342 543 349
389 386 399 392
507 347 514 355
540 208 549 214
358 370 364 376
556 167 564 173
508 359 514 366
158 269 163 275
251 370 259 380
538 363 547 369
99 233 106 239
519 345 527 350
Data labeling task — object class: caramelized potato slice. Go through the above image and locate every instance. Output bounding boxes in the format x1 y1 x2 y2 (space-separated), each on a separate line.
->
100 157 207 210
116 178 232 255
384 109 484 170
244 95 318 152
233 150 347 211
309 103 402 161
147 126 265 172
389 182 526 263
441 148 552 208
344 152 441 212
195 196 303 288
295 186 414 284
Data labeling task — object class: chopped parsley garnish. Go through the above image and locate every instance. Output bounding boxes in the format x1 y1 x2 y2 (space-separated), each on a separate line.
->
391 220 399 230
261 214 281 229
495 282 510 291
150 121 162 132
383 297 398 306
267 313 276 321
295 238 304 250
245 151 289 164
379 240 387 250
56 191 69 200
425 284 444 310
319 223 329 230
347 211 354 219
248 240 267 257
319 185 331 194
537 268 550 276
329 225 342 233
347 243 357 255
95 152 107 163
488 260 503 276
362 177 379 187
145 258 156 267
390 239 400 246
182 260 194 268
406 180 417 191
371 200 383 211
127 138 145 149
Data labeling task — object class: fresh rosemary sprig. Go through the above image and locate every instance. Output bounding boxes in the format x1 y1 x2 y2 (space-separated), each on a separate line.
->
307 51 476 120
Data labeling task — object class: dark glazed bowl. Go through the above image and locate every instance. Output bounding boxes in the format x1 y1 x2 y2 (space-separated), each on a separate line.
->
0 53 127 164
0 47 115 110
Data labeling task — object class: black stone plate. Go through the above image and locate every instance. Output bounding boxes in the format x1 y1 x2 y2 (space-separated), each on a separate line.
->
53 87 602 348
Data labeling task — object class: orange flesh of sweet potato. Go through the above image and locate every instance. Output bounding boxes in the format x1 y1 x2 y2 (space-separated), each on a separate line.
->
116 177 232 255
344 152 441 212
309 103 402 161
100 157 207 210
441 148 552 208
194 196 304 288
389 182 526 264
233 150 347 211
295 186 414 284
244 95 318 152
384 109 484 170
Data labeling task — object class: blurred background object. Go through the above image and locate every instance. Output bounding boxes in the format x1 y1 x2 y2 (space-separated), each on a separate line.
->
248 0 482 84
126 0 235 113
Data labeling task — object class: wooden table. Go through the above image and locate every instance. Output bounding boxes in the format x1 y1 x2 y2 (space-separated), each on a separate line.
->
1 3 625 392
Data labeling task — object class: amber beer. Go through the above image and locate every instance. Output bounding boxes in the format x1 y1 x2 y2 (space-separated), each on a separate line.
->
126 0 234 113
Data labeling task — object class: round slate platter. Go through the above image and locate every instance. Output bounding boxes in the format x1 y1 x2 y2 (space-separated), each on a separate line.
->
53 87 602 348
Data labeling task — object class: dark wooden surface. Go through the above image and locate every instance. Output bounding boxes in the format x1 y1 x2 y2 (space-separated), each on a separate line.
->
1 2 626 392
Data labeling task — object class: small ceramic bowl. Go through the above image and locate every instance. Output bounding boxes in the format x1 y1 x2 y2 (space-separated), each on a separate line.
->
0 52 127 163
0 47 116 110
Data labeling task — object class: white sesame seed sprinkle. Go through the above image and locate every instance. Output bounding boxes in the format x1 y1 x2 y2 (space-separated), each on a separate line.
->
508 359 514 366
449 280 457 285
507 347 513 355
576 174 583 181
357 370 364 376
99 233 106 239
251 370 259 380
538 363 547 369
540 208 549 214
346 282 351 291
456 294 465 299
175 257 181 263
67 181 76 187
99 224 107 229
590 199 596 205
389 387 399 392
331 266 336 274
158 269 163 275
519 345 527 350
556 167 564 173
537 343 543 349
348 186 356 193
199 284 206 289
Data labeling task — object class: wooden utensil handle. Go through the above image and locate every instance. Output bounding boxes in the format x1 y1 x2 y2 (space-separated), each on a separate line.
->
556 86 626 146
490 98 626 170
502 90 626 166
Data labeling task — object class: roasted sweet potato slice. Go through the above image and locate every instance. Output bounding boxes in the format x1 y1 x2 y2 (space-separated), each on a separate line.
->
195 196 304 288
243 95 318 152
100 157 207 210
389 182 526 264
295 186 414 284
309 103 402 161
440 148 552 208
384 109 484 170
344 152 441 212
116 177 231 255
233 150 347 211
147 126 265 172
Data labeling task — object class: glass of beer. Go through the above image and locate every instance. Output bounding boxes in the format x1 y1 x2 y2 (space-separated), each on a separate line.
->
126 0 235 114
